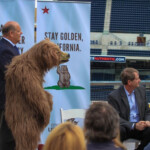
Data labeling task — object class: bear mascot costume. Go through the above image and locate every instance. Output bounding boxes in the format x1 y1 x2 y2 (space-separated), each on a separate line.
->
5 39 70 150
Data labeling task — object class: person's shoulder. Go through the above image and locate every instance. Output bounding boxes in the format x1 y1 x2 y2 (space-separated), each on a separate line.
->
0 38 13 52
109 85 124 96
0 38 6 43
117 148 124 150
136 85 146 91
110 144 125 150
0 38 4 45
115 148 124 150
110 147 124 150
0 38 7 48
87 142 124 150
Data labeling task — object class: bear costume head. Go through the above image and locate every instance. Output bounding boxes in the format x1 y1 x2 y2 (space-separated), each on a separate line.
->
5 39 70 150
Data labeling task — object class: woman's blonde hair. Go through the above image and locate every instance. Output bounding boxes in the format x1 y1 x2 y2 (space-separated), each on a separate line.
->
43 122 86 150
113 131 127 150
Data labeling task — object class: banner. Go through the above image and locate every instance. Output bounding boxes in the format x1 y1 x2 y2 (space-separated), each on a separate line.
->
0 0 35 53
37 1 91 142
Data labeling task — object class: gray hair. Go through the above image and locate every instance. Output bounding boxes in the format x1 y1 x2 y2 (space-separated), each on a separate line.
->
84 102 119 142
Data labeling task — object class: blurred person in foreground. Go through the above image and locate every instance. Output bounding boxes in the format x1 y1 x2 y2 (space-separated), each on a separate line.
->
107 67 150 150
43 122 86 150
0 21 22 150
84 102 126 150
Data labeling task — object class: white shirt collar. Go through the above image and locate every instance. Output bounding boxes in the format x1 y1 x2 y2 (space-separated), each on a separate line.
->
3 37 15 47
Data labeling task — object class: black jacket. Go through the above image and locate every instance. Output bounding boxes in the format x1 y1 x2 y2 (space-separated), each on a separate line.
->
0 38 19 110
107 85 150 130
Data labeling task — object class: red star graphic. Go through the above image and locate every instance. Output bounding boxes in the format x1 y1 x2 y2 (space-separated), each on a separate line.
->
42 6 49 14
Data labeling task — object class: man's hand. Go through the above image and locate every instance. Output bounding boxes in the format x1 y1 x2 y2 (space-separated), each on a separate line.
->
145 121 150 127
135 121 147 131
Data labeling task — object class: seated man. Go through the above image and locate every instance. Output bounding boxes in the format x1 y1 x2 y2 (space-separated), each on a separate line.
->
107 67 150 150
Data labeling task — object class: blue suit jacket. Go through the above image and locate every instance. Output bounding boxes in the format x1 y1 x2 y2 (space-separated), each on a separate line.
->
0 38 19 110
107 85 150 130
87 141 124 150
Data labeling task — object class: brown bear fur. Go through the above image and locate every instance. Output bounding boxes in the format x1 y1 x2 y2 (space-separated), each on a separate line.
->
5 39 70 150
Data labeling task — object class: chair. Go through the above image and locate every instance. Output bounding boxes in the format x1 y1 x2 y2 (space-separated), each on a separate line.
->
123 138 140 150
60 108 86 123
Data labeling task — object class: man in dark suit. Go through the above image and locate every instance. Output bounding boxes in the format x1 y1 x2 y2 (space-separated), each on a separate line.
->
0 21 22 150
107 67 150 150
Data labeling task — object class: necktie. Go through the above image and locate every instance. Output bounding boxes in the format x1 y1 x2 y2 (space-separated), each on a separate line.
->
14 45 20 54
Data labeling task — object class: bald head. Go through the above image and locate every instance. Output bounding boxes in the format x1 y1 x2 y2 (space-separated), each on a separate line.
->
2 21 18 36
2 21 22 44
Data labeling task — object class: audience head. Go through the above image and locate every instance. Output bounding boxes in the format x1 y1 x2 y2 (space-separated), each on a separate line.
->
44 122 86 150
84 102 119 142
2 21 22 44
121 67 139 85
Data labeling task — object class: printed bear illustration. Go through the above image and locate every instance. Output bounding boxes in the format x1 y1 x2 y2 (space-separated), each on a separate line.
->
57 65 70 88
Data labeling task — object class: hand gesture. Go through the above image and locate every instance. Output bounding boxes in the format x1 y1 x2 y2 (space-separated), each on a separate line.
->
135 121 147 131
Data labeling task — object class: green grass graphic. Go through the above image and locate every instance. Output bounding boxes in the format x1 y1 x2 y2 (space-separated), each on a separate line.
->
44 85 85 90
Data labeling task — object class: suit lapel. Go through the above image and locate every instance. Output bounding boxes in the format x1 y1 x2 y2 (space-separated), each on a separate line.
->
120 86 130 115
134 88 142 117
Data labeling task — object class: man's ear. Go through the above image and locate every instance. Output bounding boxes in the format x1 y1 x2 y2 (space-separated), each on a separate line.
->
128 80 132 85
9 30 14 37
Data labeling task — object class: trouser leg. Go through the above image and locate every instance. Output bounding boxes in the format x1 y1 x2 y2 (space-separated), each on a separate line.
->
134 128 150 150
120 125 131 142
0 110 15 150
120 125 150 150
